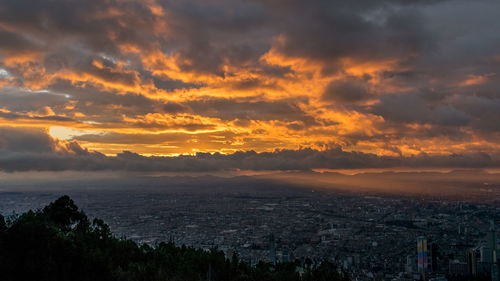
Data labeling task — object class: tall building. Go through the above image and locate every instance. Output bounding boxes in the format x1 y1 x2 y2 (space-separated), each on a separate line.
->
282 247 289 263
406 255 415 274
492 264 499 281
430 242 439 272
269 233 276 264
418 237 429 280
449 260 468 276
467 248 478 276
487 221 497 262
481 246 494 263
417 237 429 272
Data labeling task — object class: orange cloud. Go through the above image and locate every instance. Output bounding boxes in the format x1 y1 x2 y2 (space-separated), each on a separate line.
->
1 0 499 163
460 73 495 86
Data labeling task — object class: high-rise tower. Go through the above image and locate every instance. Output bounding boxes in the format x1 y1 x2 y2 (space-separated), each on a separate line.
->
417 237 429 280
269 234 276 264
487 221 497 262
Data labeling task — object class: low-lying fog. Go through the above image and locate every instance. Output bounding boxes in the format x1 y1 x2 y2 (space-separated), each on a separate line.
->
1 169 499 203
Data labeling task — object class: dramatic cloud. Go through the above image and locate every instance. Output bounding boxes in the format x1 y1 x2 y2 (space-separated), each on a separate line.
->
322 78 371 103
1 127 499 172
1 0 500 166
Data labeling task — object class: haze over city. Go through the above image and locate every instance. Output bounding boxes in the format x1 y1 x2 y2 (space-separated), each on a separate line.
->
0 0 499 281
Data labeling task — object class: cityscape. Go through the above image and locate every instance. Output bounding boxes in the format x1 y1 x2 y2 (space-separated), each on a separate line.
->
1 0 500 280
1 178 498 281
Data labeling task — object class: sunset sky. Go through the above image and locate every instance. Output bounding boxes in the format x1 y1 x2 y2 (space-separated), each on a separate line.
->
1 0 500 172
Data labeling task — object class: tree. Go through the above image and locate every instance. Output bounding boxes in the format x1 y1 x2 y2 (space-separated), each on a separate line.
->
0 214 5 232
311 261 348 281
42 195 86 231
0 196 349 281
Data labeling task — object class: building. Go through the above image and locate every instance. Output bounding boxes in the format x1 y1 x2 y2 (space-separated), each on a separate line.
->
406 255 415 274
487 221 497 262
269 233 276 264
449 260 468 276
417 237 429 274
430 242 439 272
467 248 478 276
282 247 289 263
492 264 499 281
481 246 494 263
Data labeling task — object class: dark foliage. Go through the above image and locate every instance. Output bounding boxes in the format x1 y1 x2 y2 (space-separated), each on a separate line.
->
0 196 349 281
385 220 419 229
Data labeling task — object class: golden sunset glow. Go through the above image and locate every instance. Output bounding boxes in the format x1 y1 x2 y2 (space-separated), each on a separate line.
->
1 0 500 171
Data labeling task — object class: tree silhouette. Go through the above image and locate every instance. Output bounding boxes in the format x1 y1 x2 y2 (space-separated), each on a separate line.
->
0 196 348 281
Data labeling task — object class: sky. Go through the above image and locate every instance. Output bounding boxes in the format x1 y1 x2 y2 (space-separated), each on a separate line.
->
1 0 500 172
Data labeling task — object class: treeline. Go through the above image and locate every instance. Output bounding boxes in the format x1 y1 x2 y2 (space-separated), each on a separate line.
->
0 196 349 281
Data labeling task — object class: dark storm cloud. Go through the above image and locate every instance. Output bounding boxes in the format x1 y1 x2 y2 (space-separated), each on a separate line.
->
0 0 494 84
322 78 371 103
0 111 74 122
0 0 487 83
0 88 75 122
163 102 189 114
152 76 202 91
265 0 437 68
371 93 470 126
47 80 157 122
0 0 166 91
255 63 293 79
1 127 499 172
4 0 440 78
0 87 68 113
0 127 57 153
159 0 272 75
75 59 140 88
0 127 83 153
450 96 500 133
0 29 43 55
0 0 158 53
